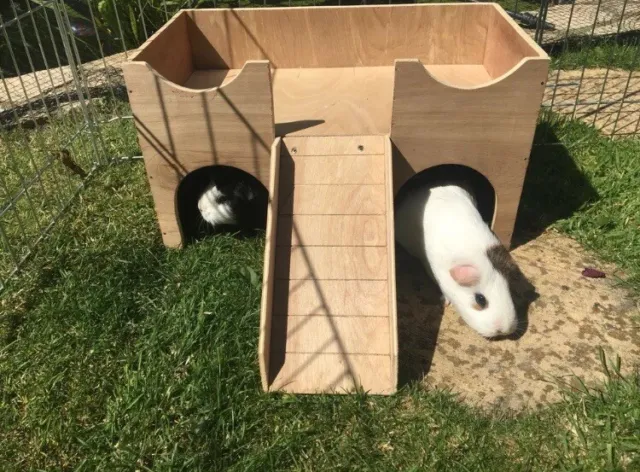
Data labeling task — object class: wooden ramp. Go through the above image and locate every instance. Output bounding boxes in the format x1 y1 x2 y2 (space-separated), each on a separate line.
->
260 136 398 395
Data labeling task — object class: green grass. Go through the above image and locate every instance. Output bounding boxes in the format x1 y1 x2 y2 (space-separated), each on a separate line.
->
0 98 137 281
1 105 640 469
550 40 640 72
0 162 639 470
517 114 640 293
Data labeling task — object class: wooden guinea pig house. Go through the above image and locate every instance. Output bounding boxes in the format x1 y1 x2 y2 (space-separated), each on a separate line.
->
122 4 549 395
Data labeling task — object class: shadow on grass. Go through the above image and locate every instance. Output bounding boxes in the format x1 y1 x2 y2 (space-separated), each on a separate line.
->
0 263 65 346
0 165 167 348
1 238 168 347
513 121 599 248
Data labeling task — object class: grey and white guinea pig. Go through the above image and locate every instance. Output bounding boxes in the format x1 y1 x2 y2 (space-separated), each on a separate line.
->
394 182 519 338
198 177 268 231
198 184 238 228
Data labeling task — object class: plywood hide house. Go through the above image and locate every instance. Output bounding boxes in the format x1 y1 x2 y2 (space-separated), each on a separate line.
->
122 4 549 395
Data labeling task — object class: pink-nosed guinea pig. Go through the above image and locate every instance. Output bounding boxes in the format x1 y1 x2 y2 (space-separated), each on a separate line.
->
394 183 519 338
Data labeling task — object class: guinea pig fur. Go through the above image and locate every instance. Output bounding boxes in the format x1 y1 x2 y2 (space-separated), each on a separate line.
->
394 183 520 338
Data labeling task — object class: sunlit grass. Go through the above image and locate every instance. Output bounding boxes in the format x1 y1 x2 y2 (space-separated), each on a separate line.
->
0 105 639 469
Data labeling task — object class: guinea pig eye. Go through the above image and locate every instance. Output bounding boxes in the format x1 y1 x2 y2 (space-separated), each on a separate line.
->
473 293 488 310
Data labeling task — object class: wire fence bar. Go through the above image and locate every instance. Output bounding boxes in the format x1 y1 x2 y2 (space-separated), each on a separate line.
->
611 43 640 134
591 0 629 126
0 0 55 31
0 0 639 288
8 0 74 211
547 0 579 113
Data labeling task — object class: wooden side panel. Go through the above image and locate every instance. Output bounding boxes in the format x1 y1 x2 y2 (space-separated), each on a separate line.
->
185 5 493 69
390 58 549 248
271 67 394 137
259 139 281 391
384 137 398 386
130 11 193 86
122 60 275 248
484 6 548 79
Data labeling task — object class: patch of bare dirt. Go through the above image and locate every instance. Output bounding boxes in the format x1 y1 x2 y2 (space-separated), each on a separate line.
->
396 230 640 411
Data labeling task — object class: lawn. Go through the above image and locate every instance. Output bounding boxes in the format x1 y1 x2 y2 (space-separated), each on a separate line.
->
0 98 138 283
0 103 639 469
549 37 640 72
2 10 640 463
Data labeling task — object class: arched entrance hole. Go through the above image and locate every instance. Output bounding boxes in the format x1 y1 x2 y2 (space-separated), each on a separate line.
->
395 164 496 226
176 165 269 245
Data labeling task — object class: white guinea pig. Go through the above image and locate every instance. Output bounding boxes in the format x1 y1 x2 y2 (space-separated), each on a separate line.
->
394 182 519 338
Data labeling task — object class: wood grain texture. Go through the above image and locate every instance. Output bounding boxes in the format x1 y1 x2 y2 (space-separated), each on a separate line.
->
484 6 547 79
122 60 275 247
269 353 394 394
280 154 385 185
277 215 387 247
273 279 389 317
182 66 496 137
279 185 386 215
258 139 281 391
384 137 399 383
263 135 397 394
282 135 386 156
184 5 493 69
184 69 238 89
272 67 393 136
130 11 193 86
180 67 393 136
271 316 391 355
275 246 388 280
390 57 549 248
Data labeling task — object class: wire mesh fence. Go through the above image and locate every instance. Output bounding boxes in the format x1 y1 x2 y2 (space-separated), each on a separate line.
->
0 0 639 289
540 0 640 136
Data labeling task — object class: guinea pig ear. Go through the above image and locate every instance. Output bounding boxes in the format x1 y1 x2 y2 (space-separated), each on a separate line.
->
449 264 480 287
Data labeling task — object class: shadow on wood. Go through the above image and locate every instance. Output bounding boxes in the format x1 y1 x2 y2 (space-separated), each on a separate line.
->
275 120 325 136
